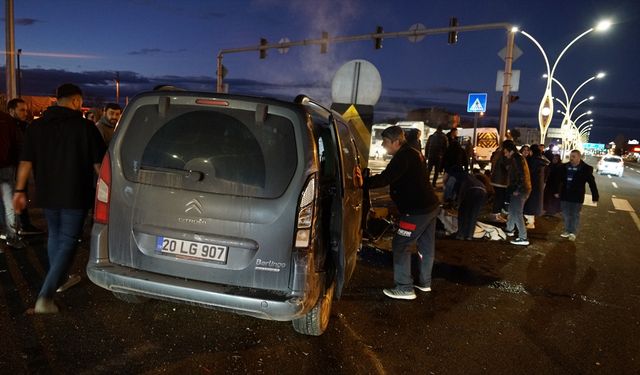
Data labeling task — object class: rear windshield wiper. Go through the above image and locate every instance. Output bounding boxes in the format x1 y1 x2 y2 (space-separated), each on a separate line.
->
140 165 205 182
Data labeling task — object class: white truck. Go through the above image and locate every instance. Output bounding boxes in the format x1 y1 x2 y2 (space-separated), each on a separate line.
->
456 127 499 167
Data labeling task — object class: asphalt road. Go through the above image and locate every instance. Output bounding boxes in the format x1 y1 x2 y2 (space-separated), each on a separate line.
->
1 158 638 374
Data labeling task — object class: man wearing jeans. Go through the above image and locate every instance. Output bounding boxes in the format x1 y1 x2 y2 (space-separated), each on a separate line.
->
361 126 440 300
502 140 532 246
556 150 599 241
0 111 23 248
13 84 105 313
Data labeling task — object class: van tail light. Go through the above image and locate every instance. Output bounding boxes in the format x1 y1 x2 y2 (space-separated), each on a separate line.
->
94 152 111 224
295 175 316 248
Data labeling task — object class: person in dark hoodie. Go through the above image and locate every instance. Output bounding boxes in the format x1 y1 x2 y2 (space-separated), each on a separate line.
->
502 140 531 246
360 126 440 300
455 172 487 240
543 153 563 216
13 84 106 313
0 111 22 248
555 150 599 241
425 125 448 187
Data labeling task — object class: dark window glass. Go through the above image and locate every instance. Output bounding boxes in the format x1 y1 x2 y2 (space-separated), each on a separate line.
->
121 105 297 198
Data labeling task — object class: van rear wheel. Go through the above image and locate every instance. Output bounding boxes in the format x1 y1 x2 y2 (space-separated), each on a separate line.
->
292 281 335 336
112 291 149 304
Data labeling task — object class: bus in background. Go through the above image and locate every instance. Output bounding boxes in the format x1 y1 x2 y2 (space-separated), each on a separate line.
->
457 127 499 168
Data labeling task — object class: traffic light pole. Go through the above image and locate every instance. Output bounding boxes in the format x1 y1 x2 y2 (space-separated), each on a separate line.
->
216 22 516 139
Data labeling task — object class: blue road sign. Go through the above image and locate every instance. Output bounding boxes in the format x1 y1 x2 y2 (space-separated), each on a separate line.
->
467 93 487 113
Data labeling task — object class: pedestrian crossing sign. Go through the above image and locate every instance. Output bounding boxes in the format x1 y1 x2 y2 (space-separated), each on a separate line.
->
467 93 487 113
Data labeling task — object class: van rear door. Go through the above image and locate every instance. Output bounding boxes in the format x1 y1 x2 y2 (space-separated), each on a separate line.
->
107 93 308 292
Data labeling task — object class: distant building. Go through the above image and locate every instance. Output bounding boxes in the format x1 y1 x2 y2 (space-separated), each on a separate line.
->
406 107 460 129
513 126 565 146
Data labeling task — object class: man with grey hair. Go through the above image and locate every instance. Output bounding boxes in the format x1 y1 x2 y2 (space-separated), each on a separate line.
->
361 126 440 300
555 150 599 241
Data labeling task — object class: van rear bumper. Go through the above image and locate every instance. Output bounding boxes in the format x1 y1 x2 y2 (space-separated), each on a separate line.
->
87 225 316 321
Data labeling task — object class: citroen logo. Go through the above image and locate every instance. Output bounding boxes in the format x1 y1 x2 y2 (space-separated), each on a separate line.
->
185 199 203 214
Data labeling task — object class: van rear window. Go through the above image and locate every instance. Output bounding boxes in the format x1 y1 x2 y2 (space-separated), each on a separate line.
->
120 105 297 198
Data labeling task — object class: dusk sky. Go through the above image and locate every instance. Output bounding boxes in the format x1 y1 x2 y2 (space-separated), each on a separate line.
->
2 0 639 143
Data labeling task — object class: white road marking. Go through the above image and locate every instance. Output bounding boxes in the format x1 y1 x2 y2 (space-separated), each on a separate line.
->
583 194 597 207
607 175 612 179
612 198 634 212
612 182 619 189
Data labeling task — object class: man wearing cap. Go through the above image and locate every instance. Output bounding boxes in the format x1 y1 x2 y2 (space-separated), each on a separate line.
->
13 83 106 313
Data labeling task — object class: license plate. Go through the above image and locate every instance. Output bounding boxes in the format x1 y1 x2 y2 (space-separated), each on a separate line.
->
156 237 228 263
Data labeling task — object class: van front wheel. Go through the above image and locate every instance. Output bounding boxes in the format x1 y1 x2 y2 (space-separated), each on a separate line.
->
292 281 335 336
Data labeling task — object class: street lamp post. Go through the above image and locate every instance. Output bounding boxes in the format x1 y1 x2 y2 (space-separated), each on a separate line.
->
517 20 611 144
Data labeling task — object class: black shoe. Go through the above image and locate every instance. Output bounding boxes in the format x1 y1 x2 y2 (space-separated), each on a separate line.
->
18 225 45 236
6 236 27 249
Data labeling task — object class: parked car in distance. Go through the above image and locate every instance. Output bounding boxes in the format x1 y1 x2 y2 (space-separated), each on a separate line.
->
87 91 365 336
597 155 624 177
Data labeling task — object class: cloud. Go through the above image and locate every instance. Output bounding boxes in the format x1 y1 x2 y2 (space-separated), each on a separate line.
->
2 66 638 141
128 48 187 56
0 17 43 26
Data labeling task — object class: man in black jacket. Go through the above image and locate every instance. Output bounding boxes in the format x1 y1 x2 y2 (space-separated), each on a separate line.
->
503 140 532 246
556 150 599 241
363 126 440 300
13 84 106 313
425 125 448 187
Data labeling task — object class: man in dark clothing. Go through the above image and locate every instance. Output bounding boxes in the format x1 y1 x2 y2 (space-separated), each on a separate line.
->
524 144 550 229
489 146 508 223
405 128 422 153
556 150 599 241
425 125 448 187
13 84 106 313
362 126 440 300
503 140 532 246
0 111 22 248
95 102 122 145
7 98 45 236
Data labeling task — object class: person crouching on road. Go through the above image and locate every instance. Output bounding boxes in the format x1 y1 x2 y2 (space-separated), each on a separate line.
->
455 172 487 240
503 140 531 246
361 126 440 300
556 150 599 241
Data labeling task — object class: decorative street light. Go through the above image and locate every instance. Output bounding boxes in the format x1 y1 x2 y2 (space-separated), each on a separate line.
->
517 20 612 144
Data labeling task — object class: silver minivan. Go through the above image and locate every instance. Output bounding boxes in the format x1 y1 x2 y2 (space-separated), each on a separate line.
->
87 91 364 335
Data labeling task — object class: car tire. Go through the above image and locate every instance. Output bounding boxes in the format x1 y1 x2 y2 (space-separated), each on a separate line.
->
112 291 149 304
292 280 335 336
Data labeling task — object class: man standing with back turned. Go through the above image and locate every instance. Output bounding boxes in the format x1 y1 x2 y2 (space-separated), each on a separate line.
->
361 126 440 300
13 84 106 313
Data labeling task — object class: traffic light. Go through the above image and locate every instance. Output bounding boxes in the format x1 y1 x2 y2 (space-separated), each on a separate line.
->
374 26 383 49
259 38 268 59
509 95 519 103
448 17 458 44
321 31 329 54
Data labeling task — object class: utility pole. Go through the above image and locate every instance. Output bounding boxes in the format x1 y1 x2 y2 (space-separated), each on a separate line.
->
16 48 22 97
498 29 515 142
5 0 17 100
115 72 120 104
